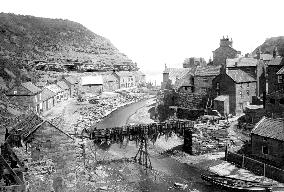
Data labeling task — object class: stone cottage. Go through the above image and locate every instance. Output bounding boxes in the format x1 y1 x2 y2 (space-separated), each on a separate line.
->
212 36 240 66
251 117 284 168
5 82 42 113
212 69 257 115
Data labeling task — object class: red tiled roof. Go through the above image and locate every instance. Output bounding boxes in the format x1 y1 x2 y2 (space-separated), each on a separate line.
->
251 117 284 141
277 66 284 75
195 65 221 76
227 69 256 83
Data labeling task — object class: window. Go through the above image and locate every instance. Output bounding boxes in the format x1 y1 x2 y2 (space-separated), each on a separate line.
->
35 95 38 102
263 137 267 142
240 84 243 88
262 145 269 155
280 98 284 105
247 83 249 88
216 83 220 89
278 75 283 83
240 91 243 98
246 90 250 96
39 93 42 101
239 103 244 110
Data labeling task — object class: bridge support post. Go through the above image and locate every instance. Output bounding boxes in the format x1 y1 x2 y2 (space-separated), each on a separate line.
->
183 127 193 155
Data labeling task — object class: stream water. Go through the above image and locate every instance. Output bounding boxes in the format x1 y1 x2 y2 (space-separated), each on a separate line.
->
94 98 228 192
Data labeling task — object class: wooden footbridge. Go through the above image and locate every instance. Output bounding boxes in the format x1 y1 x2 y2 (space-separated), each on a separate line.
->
80 120 195 169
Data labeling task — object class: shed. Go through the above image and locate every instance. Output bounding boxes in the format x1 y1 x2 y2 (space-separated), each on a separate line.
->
213 95 229 116
81 75 103 86
80 76 103 95
251 117 284 167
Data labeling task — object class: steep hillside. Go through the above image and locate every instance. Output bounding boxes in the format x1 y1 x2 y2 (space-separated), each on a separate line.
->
253 36 284 56
0 13 134 66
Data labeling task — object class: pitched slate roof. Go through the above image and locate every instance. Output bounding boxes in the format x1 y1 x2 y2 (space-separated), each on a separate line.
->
9 113 44 137
276 66 284 75
213 46 238 53
64 76 79 84
226 57 258 68
214 95 229 101
175 72 193 89
81 75 103 85
268 57 284 66
195 65 221 76
41 87 56 101
251 117 284 141
133 71 145 76
21 82 41 94
115 71 134 77
45 84 62 94
227 69 256 83
260 54 273 61
102 74 117 82
35 81 47 88
57 81 69 90
8 113 74 141
163 67 195 85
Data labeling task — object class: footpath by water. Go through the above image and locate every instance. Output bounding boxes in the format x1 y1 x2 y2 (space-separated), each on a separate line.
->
94 98 229 192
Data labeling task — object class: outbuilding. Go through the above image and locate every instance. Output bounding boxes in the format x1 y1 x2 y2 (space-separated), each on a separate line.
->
80 75 103 95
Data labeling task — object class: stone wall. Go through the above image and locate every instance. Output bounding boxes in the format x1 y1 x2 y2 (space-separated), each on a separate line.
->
194 76 216 92
235 82 257 114
251 134 284 167
213 46 238 66
176 90 207 110
267 65 283 94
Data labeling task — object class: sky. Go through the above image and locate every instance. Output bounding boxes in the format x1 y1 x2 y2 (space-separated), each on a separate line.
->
1 0 284 84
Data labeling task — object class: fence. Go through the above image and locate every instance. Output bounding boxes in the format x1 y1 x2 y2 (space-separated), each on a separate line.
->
226 151 284 183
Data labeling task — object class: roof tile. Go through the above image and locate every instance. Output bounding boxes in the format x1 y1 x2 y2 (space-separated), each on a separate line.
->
276 66 284 75
268 57 284 66
226 57 258 68
195 65 221 76
227 69 256 83
251 117 284 141
21 82 41 94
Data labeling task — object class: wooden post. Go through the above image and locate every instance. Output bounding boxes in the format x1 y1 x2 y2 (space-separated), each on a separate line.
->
242 154 245 168
263 163 266 177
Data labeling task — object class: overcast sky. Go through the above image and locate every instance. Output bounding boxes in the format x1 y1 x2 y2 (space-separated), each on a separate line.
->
1 0 284 84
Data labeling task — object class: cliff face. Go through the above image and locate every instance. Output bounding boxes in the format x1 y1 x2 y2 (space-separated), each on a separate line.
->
0 13 134 66
253 36 284 56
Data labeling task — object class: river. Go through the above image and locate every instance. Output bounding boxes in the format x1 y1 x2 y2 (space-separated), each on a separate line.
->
94 98 227 192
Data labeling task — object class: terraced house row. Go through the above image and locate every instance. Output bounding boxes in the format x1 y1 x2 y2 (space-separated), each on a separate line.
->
5 76 79 114
3 70 146 114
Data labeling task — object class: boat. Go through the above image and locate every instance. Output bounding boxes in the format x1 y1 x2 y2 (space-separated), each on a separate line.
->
201 173 274 192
